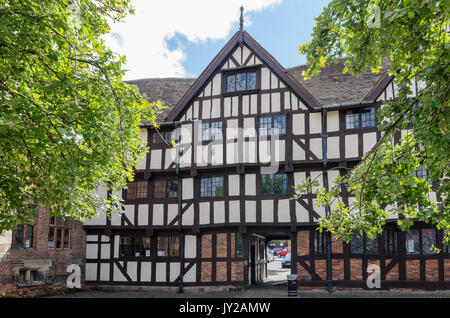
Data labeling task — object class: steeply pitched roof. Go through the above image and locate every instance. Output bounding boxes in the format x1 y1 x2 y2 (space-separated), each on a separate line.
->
126 78 196 121
128 58 392 123
287 57 391 106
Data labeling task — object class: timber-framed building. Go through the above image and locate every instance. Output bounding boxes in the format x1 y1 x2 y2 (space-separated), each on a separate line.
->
83 20 450 290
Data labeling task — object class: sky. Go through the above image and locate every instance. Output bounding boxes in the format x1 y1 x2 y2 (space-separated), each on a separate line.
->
104 0 331 80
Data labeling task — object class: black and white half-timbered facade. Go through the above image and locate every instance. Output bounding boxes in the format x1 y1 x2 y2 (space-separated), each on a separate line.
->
83 23 450 290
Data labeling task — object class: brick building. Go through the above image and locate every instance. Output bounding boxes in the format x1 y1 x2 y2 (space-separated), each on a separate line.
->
0 206 85 296
82 20 449 291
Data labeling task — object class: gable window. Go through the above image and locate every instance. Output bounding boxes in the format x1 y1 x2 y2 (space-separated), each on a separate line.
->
48 216 71 249
261 173 287 195
200 177 224 197
226 70 257 93
154 179 178 198
259 115 286 136
200 121 222 142
157 235 179 257
119 236 151 257
345 107 376 129
127 181 148 199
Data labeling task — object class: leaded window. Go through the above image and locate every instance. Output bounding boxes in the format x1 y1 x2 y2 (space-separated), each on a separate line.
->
226 71 257 93
200 177 224 197
313 230 326 255
361 107 376 128
406 229 420 254
261 173 287 196
154 180 166 198
166 180 178 198
384 229 398 255
157 236 179 257
236 233 244 258
259 115 286 136
345 110 360 129
127 181 148 199
200 121 223 142
119 236 151 257
415 165 429 180
366 236 379 254
48 216 71 249
152 130 179 144
421 229 436 254
350 233 363 254
345 107 376 129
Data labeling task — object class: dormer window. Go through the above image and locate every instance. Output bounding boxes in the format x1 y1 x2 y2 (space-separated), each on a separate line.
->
225 69 257 93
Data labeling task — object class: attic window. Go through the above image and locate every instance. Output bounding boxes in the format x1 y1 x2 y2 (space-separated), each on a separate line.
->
226 70 257 93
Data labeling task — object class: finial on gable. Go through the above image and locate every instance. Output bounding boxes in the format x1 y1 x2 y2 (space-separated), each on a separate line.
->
239 6 244 32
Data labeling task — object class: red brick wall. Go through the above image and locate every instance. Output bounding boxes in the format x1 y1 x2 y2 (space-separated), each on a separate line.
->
216 261 227 282
406 260 420 281
0 207 86 296
216 234 227 258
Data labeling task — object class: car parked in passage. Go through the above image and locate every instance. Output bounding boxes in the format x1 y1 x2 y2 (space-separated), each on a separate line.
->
276 248 291 258
281 253 291 268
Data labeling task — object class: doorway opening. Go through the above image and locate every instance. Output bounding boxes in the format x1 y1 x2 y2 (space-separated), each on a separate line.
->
265 238 292 286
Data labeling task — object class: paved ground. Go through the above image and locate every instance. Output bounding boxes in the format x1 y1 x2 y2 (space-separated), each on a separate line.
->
48 257 450 298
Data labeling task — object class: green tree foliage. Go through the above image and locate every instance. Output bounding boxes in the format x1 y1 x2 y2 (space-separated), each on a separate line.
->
296 0 449 247
0 0 161 230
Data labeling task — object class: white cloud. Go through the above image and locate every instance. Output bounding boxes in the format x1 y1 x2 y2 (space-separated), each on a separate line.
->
104 0 282 80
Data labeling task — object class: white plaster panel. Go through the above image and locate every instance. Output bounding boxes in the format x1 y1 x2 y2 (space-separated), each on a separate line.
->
296 201 309 223
244 141 256 163
150 149 162 170
211 98 221 118
212 74 221 96
140 262 152 282
271 92 280 112
202 99 211 119
261 94 270 113
310 112 322 134
245 174 256 195
278 199 291 223
232 96 239 117
152 204 164 226
85 263 97 281
200 202 210 224
345 134 359 158
101 244 110 259
242 94 250 115
294 172 306 186
245 201 256 222
250 94 257 114
155 263 166 282
327 136 340 159
261 200 273 222
100 263 109 281
86 244 98 259
327 111 340 132
138 204 148 226
214 201 225 224
182 178 194 200
185 235 197 259
292 113 305 135
261 68 270 90
229 200 240 223
229 175 240 196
